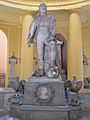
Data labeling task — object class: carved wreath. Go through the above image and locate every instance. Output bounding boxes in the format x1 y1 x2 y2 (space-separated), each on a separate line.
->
33 84 55 104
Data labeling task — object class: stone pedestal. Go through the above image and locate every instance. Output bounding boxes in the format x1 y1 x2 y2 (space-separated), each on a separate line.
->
80 89 90 110
24 77 65 106
10 104 83 120
10 76 83 120
0 88 15 109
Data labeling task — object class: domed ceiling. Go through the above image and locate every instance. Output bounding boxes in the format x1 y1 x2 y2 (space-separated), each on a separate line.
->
0 0 90 11
5 0 83 4
11 0 78 2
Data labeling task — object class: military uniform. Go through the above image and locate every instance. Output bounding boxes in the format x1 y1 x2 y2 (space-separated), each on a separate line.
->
27 13 56 75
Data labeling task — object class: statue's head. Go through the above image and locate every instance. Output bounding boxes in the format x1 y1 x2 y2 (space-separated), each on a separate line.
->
39 3 47 15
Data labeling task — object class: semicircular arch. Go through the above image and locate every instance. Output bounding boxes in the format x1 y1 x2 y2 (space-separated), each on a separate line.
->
0 29 7 87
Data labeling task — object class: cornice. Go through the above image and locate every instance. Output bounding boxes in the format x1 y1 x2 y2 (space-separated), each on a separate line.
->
0 20 22 27
0 0 90 11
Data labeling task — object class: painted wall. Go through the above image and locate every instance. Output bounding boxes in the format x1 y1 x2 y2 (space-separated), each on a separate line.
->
0 13 90 87
82 23 90 77
20 15 34 80
0 30 7 73
57 21 90 78
20 15 38 81
0 23 21 87
20 19 90 80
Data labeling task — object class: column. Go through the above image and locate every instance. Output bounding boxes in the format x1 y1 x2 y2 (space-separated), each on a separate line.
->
68 10 83 90
88 23 90 77
20 14 34 80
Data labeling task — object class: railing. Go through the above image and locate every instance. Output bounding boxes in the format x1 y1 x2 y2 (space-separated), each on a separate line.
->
0 73 5 88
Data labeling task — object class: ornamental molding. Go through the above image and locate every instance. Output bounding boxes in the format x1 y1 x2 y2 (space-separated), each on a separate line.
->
0 0 90 11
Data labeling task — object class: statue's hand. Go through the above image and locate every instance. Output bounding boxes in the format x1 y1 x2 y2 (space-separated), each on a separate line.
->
27 33 33 47
27 40 31 47
49 36 54 41
45 36 55 46
47 36 54 43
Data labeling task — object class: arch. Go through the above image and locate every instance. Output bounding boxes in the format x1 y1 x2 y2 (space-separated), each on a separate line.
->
56 33 67 76
0 29 7 87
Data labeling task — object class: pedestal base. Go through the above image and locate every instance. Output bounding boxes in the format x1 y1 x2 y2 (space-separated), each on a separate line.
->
24 76 65 105
0 88 15 108
10 76 83 120
10 105 82 120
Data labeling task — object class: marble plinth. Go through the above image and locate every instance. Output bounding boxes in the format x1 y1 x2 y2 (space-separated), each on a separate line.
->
24 76 65 105
80 89 90 110
0 88 15 108
10 104 83 120
10 76 83 120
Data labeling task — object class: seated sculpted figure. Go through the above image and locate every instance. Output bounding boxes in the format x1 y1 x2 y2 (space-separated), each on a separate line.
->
27 3 57 77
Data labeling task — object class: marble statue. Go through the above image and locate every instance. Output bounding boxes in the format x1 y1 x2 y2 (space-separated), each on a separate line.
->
9 4 83 120
27 3 57 76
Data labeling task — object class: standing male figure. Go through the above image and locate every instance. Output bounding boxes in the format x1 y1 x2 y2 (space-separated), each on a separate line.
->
27 3 57 76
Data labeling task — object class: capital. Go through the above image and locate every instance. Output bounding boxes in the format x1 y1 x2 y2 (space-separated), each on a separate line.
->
67 8 81 15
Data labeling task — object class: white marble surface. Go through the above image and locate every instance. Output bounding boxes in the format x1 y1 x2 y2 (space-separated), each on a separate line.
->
0 88 15 94
0 115 19 120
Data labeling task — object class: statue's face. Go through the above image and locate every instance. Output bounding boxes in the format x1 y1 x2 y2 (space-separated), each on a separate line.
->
39 3 47 14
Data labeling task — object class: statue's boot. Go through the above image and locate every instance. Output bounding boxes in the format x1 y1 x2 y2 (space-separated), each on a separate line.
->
50 43 56 68
32 60 44 77
38 69 44 77
38 60 44 76
32 70 43 77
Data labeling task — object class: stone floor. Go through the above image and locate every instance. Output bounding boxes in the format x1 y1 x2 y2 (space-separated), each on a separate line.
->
0 108 90 120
